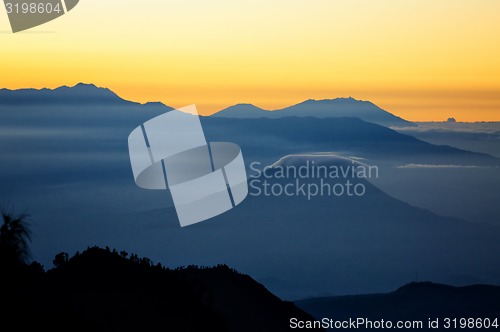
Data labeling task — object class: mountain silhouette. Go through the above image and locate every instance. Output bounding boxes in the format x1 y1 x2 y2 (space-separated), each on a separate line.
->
216 103 269 117
119 154 500 299
2 247 317 331
201 117 498 166
1 84 499 302
2 85 495 169
213 97 415 127
0 83 173 110
296 282 500 331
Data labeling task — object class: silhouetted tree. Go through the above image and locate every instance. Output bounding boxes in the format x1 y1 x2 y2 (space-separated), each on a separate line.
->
140 257 151 267
130 253 139 262
53 252 69 268
0 210 32 267
120 250 128 258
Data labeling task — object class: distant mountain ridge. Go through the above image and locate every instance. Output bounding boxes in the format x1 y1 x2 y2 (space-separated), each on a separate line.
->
0 84 413 127
296 281 500 331
201 117 499 166
216 103 268 117
213 97 415 127
0 83 173 110
1 83 499 302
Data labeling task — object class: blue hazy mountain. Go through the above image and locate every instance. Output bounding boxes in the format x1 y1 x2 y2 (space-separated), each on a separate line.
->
0 83 173 110
1 84 499 301
215 103 269 118
119 155 500 299
201 117 498 166
0 83 172 129
1 84 494 166
296 282 500 331
213 97 415 127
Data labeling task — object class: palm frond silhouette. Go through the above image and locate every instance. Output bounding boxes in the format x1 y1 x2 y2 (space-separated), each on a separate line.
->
0 210 32 266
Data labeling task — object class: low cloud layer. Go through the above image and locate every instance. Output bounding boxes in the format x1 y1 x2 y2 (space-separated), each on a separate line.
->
397 164 484 169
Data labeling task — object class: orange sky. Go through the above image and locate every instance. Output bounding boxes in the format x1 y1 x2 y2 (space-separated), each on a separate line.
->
1 0 499 121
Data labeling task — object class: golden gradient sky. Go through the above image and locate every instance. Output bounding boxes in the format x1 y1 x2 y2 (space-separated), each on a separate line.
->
1 0 499 121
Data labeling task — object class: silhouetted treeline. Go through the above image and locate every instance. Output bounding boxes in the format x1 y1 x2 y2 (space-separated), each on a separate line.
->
1 246 318 331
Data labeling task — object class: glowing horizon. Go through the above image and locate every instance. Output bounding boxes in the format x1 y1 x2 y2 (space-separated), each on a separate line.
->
1 0 499 121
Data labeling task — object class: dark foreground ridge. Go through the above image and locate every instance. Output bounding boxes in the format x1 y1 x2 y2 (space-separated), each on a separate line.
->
296 282 500 331
2 247 319 332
